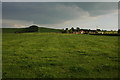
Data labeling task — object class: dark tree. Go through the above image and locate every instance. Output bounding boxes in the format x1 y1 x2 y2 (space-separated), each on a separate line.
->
76 27 80 32
28 25 39 32
68 27 75 33
69 29 73 33
65 28 68 30
61 29 66 33
118 29 120 34
71 27 75 32
96 29 101 31
65 28 69 33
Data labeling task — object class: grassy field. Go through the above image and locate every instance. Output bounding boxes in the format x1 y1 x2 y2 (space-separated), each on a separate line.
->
2 33 119 78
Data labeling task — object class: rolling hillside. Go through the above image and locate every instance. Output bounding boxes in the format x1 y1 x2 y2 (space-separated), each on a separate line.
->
38 27 62 33
2 27 62 33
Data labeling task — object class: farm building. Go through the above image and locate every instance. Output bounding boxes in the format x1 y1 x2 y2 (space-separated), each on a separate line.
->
89 30 98 34
73 29 98 34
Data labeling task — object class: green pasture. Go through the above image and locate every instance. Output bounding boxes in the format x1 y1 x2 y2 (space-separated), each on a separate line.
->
2 33 119 78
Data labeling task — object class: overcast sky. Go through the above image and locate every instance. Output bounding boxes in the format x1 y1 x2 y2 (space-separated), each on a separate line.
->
2 2 118 30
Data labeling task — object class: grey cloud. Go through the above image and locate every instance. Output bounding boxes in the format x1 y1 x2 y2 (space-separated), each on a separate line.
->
61 2 118 16
3 2 87 24
2 2 118 25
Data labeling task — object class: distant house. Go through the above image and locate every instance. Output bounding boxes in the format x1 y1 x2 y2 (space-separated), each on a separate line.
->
97 31 104 34
72 29 98 34
79 29 89 34
73 30 85 34
73 32 80 34
80 30 84 34
89 30 97 34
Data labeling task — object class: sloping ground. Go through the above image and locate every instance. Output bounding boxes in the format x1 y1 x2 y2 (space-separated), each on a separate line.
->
2 28 23 33
38 27 62 33
2 27 62 33
2 33 119 78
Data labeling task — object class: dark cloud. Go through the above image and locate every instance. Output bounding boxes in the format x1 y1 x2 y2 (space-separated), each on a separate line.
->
2 2 118 25
3 2 83 24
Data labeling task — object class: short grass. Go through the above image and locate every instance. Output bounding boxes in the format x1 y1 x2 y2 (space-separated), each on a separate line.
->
2 33 119 78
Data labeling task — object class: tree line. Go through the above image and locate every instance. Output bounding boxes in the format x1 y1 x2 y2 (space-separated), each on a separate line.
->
61 27 101 33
